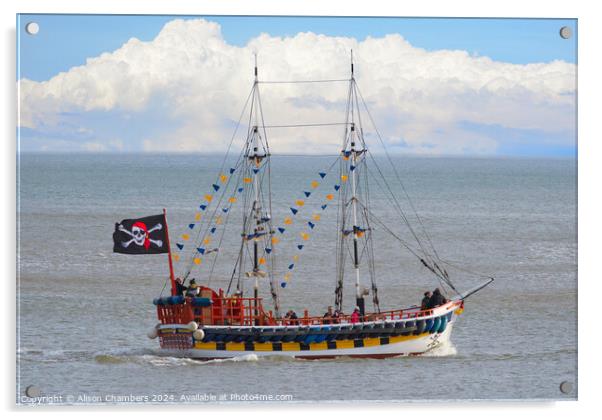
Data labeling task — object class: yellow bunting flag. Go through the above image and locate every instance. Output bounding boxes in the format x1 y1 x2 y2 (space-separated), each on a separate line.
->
173 254 180 262
311 180 319 189
258 257 266 265
228 197 237 204
220 174 228 183
215 217 223 225
284 273 291 281
181 234 190 241
295 199 305 207
284 217 293 225
243 177 252 184
343 155 349 161
341 175 348 182
203 237 211 245
193 257 202 265
293 255 299 262
204 194 213 202
357 231 365 238
326 194 334 201
300 232 310 241
312 214 321 221
195 212 202 221
271 237 280 245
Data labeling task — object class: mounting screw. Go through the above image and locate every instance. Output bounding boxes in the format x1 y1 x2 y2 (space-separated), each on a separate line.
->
559 26 572 39
559 381 573 394
25 22 39 35
25 385 41 398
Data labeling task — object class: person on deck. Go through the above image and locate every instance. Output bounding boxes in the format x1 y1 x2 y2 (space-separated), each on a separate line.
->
421 291 432 310
175 278 187 296
186 280 200 298
284 310 299 326
332 309 341 324
427 288 447 308
350 306 360 323
323 306 335 324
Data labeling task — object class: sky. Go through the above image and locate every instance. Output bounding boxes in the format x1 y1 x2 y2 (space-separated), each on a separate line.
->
17 15 577 157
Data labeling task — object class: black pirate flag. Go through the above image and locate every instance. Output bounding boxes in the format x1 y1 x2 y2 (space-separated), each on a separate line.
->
113 214 169 254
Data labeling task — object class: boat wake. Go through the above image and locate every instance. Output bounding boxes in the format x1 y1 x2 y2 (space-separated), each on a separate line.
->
94 350 261 366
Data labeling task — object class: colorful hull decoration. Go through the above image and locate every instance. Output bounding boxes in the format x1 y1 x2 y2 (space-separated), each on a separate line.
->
153 301 463 359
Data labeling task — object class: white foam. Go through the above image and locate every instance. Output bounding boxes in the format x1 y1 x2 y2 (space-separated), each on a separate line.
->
420 340 458 357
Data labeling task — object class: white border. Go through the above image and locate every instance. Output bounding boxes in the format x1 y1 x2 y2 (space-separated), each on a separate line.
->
4 0 600 418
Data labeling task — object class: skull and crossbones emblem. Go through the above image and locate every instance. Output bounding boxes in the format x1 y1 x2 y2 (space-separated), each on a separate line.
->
119 221 163 250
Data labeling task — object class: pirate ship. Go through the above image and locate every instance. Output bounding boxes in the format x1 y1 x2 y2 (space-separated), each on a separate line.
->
116 54 493 359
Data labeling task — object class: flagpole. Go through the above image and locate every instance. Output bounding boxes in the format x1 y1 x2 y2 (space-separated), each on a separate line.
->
163 208 177 296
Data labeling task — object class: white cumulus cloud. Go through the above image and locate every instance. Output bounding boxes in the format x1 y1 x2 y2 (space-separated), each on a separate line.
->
18 18 576 155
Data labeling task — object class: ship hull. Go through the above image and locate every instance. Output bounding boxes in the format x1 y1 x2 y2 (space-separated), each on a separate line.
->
164 323 454 359
155 302 462 360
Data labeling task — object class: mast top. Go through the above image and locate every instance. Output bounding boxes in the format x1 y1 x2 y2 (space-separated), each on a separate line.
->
254 53 258 81
350 49 354 78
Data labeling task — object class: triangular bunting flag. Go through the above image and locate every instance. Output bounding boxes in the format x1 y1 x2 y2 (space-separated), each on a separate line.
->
308 222 315 229
278 227 286 234
288 264 295 270
334 185 340 191
188 223 195 229
197 247 206 254
304 191 311 198
281 282 287 288
297 244 304 250
350 165 356 171
321 204 327 210
238 187 244 193
222 208 229 213
290 207 298 215
229 168 236 174
265 247 272 254
319 172 326 178
252 168 259 174
199 204 207 210
212 184 220 192
176 243 184 250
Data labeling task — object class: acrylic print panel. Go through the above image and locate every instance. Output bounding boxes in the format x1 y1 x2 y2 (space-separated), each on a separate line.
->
16 14 577 404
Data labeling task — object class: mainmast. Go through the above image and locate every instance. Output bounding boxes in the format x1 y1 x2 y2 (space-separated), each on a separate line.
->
349 52 364 317
335 51 379 317
240 54 281 318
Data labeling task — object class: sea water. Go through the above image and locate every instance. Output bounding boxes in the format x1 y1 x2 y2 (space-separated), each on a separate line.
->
17 153 577 402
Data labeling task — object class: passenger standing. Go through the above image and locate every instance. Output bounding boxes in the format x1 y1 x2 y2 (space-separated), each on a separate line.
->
186 280 200 297
428 288 446 308
350 307 360 323
421 291 432 310
175 278 187 296
323 306 334 324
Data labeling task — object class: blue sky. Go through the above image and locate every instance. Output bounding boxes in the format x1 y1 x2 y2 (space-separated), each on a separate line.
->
18 15 577 82
17 15 577 157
